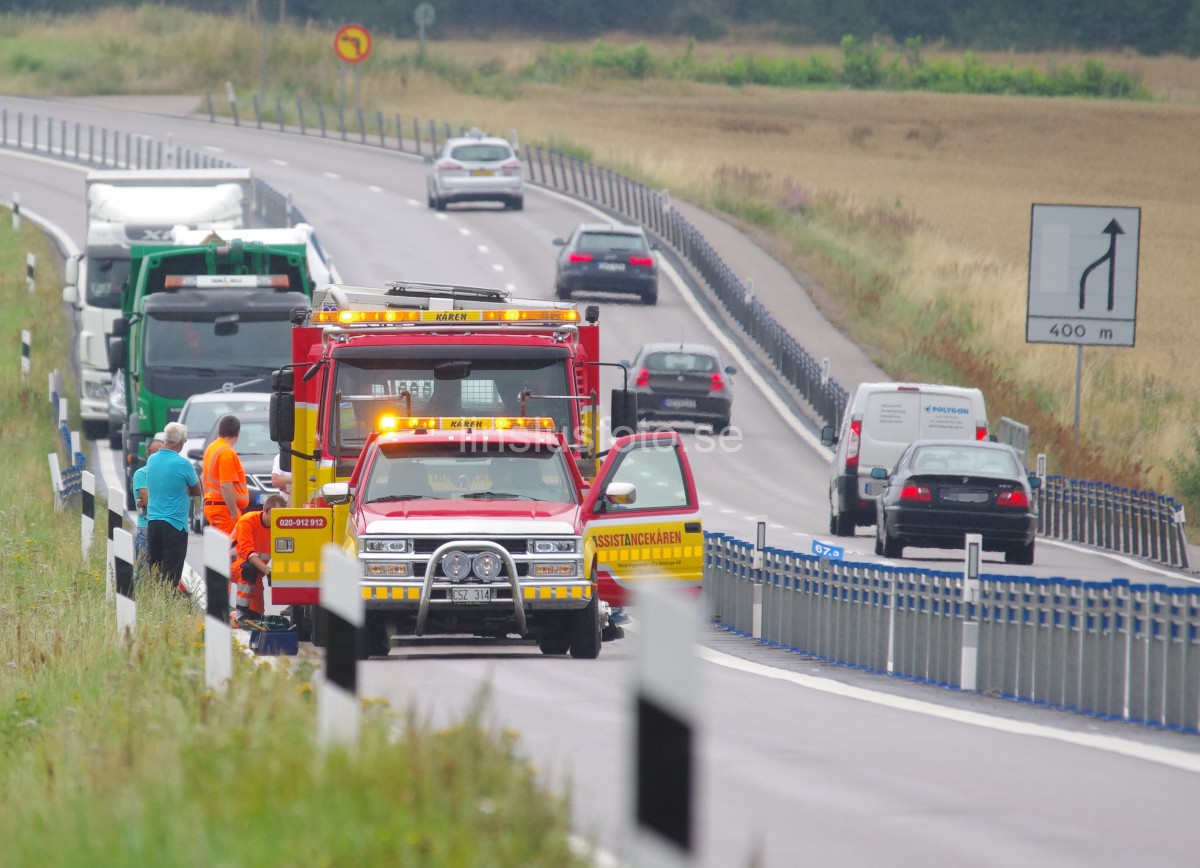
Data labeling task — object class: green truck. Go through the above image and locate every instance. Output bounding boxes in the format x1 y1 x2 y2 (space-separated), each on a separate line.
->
107 238 313 508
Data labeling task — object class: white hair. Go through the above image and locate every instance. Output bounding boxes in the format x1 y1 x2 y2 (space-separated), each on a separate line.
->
163 422 188 445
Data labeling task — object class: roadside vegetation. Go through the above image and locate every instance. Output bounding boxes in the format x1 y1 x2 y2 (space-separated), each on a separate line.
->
3 6 1200 514
0 216 584 863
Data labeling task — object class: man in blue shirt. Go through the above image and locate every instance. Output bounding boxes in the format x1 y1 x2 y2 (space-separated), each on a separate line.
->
132 435 163 568
147 422 202 591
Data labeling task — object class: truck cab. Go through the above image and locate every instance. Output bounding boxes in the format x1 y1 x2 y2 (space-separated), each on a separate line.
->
271 416 703 657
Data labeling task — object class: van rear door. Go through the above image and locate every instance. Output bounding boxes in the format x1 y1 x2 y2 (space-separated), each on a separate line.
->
918 393 977 439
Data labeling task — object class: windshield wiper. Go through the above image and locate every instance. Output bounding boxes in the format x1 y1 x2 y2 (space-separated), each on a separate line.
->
460 491 532 500
367 494 431 503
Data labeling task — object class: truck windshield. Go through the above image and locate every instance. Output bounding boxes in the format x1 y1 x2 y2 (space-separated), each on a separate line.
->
143 312 293 372
86 257 129 309
330 354 573 455
363 443 577 504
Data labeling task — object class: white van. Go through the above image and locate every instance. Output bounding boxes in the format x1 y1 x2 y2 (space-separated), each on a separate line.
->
821 382 989 535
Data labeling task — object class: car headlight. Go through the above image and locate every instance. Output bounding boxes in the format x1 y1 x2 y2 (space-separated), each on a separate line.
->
364 538 413 554
84 381 110 401
531 563 580 577
530 539 578 554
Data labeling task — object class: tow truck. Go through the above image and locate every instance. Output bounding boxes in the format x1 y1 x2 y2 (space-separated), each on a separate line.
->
270 415 704 657
267 280 683 643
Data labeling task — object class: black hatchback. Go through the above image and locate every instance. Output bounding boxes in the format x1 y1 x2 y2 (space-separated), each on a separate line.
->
873 440 1040 565
554 223 659 304
627 342 735 434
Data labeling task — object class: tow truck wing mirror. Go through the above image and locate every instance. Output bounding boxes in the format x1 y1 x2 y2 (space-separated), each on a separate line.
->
611 388 638 438
605 481 636 505
187 447 203 462
321 482 351 505
271 368 294 392
820 424 837 447
552 237 565 246
107 337 125 374
270 392 296 443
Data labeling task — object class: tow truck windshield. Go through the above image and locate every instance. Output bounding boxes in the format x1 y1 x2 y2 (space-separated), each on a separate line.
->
330 353 572 454
362 442 577 504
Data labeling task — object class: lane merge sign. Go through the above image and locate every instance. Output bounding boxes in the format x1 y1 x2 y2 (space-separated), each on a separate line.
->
1026 203 1140 347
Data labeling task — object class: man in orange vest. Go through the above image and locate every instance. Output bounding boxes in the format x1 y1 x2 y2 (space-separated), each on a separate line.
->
230 493 287 624
201 414 248 535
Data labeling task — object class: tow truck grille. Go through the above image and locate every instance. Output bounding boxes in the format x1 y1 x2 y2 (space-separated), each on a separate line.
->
412 537 528 555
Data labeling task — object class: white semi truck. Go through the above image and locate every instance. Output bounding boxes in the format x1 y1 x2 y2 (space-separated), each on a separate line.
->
62 168 254 442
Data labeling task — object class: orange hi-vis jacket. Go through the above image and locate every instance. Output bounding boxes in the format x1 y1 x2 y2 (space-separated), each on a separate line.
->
231 509 271 614
202 439 248 534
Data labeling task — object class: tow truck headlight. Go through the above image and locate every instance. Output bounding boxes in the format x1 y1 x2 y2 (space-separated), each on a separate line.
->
366 563 412 577
531 563 579 577
364 538 413 554
530 539 578 554
472 551 504 580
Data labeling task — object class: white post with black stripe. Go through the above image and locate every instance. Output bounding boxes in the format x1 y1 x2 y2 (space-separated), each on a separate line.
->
203 527 233 690
960 533 982 692
113 527 136 641
318 544 362 749
106 486 124 600
81 470 95 558
47 452 63 509
20 329 29 379
26 252 34 293
633 582 700 868
11 191 19 231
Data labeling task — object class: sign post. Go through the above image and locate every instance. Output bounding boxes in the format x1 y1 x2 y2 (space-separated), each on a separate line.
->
333 24 372 123
1026 203 1141 444
414 3 436 52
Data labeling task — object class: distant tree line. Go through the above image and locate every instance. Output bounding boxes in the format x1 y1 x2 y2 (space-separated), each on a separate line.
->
10 0 1200 56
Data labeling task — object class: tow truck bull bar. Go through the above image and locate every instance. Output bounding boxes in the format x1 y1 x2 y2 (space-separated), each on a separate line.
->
415 541 526 637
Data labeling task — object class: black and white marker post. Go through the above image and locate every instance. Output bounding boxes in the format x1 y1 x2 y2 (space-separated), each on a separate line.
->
80 470 95 559
960 533 982 692
633 582 700 868
318 545 363 748
203 527 232 690
106 485 124 600
26 252 34 293
20 328 30 380
113 527 136 641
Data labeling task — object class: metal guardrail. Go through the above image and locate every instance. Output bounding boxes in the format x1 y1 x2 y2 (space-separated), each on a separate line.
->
0 103 1190 570
995 415 1029 466
705 533 1200 732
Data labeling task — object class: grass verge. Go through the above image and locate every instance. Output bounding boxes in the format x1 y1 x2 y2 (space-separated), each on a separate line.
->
0 214 586 864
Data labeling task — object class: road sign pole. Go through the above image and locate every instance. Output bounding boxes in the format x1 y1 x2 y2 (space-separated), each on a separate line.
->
1074 345 1083 446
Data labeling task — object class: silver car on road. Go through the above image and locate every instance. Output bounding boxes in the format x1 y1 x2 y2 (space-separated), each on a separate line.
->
426 129 524 211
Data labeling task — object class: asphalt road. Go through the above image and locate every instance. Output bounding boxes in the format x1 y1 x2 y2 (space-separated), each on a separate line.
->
5 94 1200 867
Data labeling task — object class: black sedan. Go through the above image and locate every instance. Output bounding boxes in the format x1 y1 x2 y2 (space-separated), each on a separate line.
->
627 342 735 435
873 440 1039 565
553 222 659 304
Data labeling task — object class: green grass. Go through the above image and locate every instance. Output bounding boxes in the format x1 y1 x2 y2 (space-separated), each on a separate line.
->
0 212 586 864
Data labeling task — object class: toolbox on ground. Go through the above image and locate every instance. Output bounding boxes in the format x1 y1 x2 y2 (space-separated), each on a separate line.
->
244 617 299 656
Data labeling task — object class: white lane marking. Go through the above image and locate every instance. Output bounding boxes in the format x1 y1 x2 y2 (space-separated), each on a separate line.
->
477 244 490 254
270 158 288 166
459 227 472 236
204 145 225 153
368 185 383 193
407 198 420 207
435 213 448 221
701 646 1200 774
492 263 504 273
323 171 340 180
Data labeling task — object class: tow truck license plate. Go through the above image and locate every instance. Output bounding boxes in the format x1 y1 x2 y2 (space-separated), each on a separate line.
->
451 587 490 603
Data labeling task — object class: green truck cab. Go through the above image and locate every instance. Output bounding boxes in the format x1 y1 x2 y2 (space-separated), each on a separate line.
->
108 239 312 508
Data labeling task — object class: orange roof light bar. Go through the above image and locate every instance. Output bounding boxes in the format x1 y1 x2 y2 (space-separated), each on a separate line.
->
376 416 556 433
311 308 580 326
163 274 289 289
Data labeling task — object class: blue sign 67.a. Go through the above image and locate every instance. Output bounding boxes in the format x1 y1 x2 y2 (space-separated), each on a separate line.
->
812 540 844 560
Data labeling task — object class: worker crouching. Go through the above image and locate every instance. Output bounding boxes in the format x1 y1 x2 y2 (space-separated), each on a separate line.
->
231 493 288 625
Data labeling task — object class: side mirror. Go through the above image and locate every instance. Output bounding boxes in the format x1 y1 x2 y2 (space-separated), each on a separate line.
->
605 481 636 505
650 242 660 251
610 388 638 438
552 238 566 246
271 368 295 392
64 256 79 286
870 467 888 480
270 392 296 443
724 365 737 375
62 284 80 307
110 317 129 338
321 482 351 505
187 447 203 462
107 337 125 373
820 425 837 447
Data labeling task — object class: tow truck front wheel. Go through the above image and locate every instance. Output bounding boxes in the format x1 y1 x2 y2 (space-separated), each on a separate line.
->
569 594 602 659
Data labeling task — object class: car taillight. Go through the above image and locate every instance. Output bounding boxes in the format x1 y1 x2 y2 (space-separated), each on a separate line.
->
710 372 724 391
629 255 654 266
569 252 593 263
899 485 932 503
976 425 988 441
500 159 522 175
844 418 862 471
437 159 463 171
997 490 1030 508
636 368 649 387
